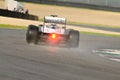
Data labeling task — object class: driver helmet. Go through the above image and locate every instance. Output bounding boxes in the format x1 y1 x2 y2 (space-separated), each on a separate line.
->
51 23 57 29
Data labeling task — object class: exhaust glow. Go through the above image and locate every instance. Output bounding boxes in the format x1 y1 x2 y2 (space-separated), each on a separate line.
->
52 33 56 39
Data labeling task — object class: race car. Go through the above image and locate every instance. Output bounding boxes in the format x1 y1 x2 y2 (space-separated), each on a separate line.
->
26 15 79 47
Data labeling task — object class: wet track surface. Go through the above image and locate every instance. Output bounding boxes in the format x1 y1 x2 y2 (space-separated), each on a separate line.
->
0 29 120 80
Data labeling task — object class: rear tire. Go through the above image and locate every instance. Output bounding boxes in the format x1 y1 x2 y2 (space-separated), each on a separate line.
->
26 25 38 44
68 30 79 48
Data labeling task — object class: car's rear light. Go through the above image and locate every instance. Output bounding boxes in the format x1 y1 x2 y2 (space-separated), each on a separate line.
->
51 33 56 39
48 33 59 44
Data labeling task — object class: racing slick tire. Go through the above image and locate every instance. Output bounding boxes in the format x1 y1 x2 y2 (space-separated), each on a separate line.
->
68 30 79 48
26 25 38 44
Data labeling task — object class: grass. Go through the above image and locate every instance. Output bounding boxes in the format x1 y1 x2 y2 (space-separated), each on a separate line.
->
0 24 120 37
1 0 120 29
27 1 119 13
80 31 120 37
39 19 120 29
0 24 27 29
26 2 120 27
67 21 120 29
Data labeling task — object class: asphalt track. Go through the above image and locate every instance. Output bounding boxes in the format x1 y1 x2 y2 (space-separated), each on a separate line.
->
0 28 120 80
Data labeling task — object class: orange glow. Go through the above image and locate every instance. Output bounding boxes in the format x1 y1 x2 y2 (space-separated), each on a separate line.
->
48 33 59 44
52 34 56 39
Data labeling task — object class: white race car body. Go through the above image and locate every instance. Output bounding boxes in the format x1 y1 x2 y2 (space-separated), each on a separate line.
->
40 26 65 35
26 15 79 47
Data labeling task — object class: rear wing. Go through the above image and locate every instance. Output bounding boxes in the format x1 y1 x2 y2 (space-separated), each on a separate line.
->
44 16 66 24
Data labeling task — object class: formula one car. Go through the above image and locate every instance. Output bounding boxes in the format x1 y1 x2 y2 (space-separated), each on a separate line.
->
26 15 79 47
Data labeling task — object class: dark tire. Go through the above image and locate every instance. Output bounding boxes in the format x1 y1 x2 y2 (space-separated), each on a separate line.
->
26 25 38 44
68 30 79 48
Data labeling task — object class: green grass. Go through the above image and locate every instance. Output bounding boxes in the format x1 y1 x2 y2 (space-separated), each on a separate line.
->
39 19 120 28
80 31 120 37
67 21 120 28
0 24 120 37
0 24 27 29
39 19 44 22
